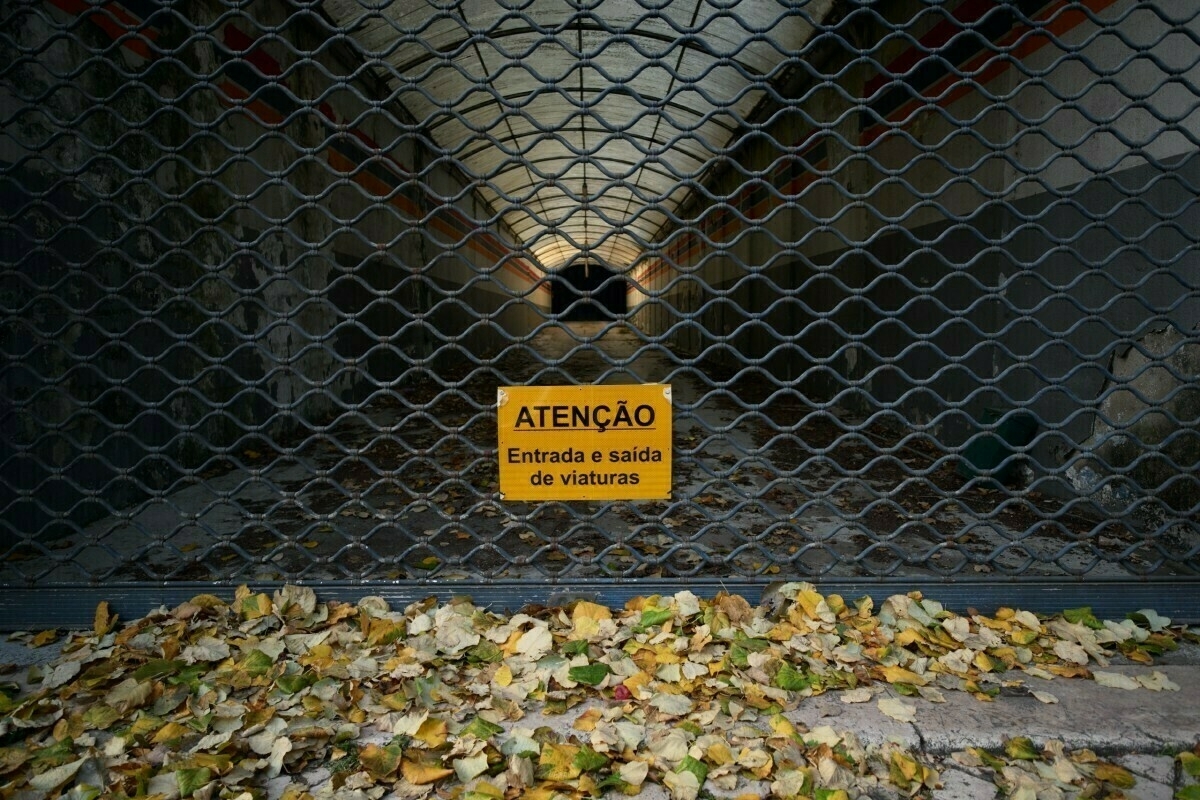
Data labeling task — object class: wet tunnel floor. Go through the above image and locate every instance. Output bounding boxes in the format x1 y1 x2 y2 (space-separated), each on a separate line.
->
4 322 1198 588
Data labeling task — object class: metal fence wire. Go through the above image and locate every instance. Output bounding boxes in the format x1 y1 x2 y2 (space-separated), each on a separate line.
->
2 0 1199 627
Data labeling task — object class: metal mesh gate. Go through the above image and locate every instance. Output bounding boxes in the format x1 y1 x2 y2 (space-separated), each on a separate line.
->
2 0 1199 627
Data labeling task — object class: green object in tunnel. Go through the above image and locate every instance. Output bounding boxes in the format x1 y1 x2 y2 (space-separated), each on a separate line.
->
957 409 1038 483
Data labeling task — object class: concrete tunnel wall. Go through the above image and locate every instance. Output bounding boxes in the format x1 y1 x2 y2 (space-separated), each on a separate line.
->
630 0 1200 511
0 0 549 533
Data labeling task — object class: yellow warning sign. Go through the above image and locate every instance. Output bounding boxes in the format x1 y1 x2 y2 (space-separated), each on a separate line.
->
497 384 672 501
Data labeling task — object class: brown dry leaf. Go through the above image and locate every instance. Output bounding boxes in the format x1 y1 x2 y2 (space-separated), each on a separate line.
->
0 584 1180 800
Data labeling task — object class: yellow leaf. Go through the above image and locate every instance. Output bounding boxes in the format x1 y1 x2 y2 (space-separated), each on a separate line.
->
303 541 319 549
796 589 835 623
622 671 653 699
973 652 996 672
889 751 938 791
879 665 930 686
380 693 409 712
359 743 404 780
573 708 603 732
180 543 199 553
1093 762 1136 789
572 601 612 624
93 601 116 637
240 593 273 620
768 714 799 740
893 752 920 781
414 717 448 748
538 743 582 781
128 715 161 740
30 629 59 648
1009 629 1039 646
1125 648 1153 665
151 721 191 744
741 683 775 709
494 664 513 687
751 753 774 779
279 787 315 800
400 759 454 785
705 741 734 766
1046 664 1090 679
894 628 924 647
521 790 563 800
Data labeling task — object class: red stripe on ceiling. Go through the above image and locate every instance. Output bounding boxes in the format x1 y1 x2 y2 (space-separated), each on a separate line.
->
861 0 1118 144
865 0 1001 97
48 0 157 58
222 23 284 77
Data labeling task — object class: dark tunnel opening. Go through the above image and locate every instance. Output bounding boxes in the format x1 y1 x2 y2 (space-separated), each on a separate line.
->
550 262 627 320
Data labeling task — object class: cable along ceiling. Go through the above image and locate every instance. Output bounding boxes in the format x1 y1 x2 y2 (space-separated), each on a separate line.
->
322 0 833 272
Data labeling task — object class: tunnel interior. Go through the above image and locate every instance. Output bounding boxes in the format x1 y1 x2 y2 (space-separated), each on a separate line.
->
550 262 627 321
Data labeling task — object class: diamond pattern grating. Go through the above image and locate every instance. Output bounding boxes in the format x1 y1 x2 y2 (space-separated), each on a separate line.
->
1 0 1199 627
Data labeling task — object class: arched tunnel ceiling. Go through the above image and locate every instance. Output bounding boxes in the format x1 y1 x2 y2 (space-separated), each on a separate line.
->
322 0 836 271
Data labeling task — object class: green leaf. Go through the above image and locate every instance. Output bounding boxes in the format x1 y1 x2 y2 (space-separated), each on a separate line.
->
176 767 212 798
638 607 673 629
467 641 503 664
167 663 208 689
240 650 275 677
133 659 184 681
773 662 812 692
561 639 589 656
1177 752 1200 778
1004 737 1040 761
81 705 122 731
730 644 750 669
597 774 632 791
970 747 1007 772
676 755 708 786
1063 606 1103 630
275 671 313 695
568 663 611 686
572 745 609 773
677 720 703 737
815 789 850 800
462 716 504 740
31 739 74 769
1175 786 1200 800
1127 609 1171 631
359 741 405 781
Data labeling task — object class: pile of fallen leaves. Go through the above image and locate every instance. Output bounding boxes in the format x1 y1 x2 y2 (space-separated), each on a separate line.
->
0 583 1190 800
